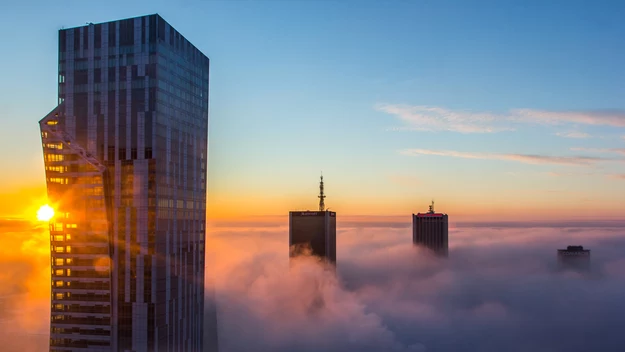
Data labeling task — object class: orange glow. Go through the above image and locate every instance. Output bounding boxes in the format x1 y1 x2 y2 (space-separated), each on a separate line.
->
36 205 54 221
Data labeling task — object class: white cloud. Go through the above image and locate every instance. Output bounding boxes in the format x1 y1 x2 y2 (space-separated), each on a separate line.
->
555 131 591 139
398 148 614 166
570 147 625 156
378 104 625 133
376 104 513 134
512 109 625 127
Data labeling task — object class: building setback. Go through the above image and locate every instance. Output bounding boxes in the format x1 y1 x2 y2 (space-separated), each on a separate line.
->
557 245 590 271
412 201 448 256
39 14 217 352
289 175 337 264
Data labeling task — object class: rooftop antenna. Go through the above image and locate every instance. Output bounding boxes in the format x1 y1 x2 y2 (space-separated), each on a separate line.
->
428 199 435 214
318 172 326 211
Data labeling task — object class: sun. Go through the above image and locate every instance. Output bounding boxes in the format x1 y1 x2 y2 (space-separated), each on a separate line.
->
37 204 55 221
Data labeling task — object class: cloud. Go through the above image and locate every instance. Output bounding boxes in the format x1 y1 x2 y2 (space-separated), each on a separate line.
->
376 104 513 133
378 104 625 133
570 147 625 156
8 216 625 351
555 131 591 139
398 148 611 166
0 219 51 352
546 171 600 178
207 223 625 352
512 109 625 127
607 174 625 180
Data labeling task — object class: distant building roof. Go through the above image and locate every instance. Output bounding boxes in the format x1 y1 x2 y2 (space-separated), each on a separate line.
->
558 245 590 252
414 213 446 217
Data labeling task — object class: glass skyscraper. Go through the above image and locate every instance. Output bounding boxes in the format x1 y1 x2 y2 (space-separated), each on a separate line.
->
39 14 216 351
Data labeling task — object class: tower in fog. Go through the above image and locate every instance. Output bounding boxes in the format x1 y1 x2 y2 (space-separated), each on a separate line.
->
412 201 448 256
40 14 217 351
289 175 337 264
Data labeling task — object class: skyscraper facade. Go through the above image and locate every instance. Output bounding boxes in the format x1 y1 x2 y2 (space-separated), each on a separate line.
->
289 211 337 264
412 201 448 256
40 14 214 351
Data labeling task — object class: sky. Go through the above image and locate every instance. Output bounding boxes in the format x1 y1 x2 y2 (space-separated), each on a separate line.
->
1 0 625 221
3 217 625 351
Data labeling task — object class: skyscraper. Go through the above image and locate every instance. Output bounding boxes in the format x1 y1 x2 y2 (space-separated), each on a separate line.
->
289 175 337 264
557 245 591 272
412 201 448 256
39 14 216 351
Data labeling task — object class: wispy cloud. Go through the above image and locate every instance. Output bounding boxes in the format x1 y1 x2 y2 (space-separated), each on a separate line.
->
555 131 591 139
570 147 625 155
608 174 625 180
546 171 600 177
376 104 513 133
378 104 625 133
399 148 614 166
512 109 625 127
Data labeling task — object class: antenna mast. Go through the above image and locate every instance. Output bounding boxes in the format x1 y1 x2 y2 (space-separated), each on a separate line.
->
318 173 326 211
428 200 435 214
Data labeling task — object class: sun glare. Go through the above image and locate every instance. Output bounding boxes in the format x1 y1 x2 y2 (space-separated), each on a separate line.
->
37 204 55 222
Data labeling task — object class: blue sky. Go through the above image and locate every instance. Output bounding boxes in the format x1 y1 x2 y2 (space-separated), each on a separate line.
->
1 0 624 219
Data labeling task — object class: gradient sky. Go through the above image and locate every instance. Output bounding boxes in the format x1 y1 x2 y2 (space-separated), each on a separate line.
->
1 0 624 220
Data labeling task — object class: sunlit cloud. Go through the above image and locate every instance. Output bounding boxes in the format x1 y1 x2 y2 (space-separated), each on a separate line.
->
5 218 625 351
512 109 625 127
607 174 625 180
207 224 625 351
546 171 599 177
376 104 513 134
378 104 625 133
570 147 625 155
0 219 50 351
555 131 591 139
398 148 611 166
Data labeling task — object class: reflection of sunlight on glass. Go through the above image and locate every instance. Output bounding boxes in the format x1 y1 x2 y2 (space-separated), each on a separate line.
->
36 204 54 221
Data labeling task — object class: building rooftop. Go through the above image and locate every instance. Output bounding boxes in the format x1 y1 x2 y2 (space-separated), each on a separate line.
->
414 200 447 217
558 245 590 252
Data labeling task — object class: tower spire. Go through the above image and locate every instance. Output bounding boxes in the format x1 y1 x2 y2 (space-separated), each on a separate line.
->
428 199 435 214
318 173 326 211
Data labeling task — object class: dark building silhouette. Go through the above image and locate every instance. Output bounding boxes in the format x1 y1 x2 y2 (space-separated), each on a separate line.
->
289 175 337 264
557 245 591 271
39 14 217 351
412 201 448 256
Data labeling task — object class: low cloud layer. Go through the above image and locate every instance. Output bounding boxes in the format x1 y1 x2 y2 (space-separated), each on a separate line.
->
4 219 625 351
209 222 625 352
0 220 51 352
